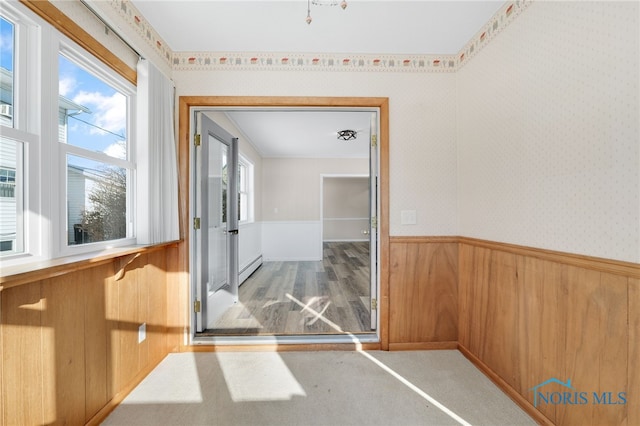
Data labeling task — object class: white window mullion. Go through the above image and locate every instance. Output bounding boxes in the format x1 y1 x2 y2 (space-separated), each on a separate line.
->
63 143 134 170
40 26 60 258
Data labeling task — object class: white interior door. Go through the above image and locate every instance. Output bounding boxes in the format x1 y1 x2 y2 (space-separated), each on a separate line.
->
369 112 378 330
194 113 239 332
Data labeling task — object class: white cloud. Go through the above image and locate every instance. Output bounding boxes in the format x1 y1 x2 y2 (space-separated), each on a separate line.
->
0 39 11 55
59 76 76 97
73 91 126 135
103 141 127 160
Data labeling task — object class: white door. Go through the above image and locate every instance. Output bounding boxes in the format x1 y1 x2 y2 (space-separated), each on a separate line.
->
369 112 378 330
194 113 239 332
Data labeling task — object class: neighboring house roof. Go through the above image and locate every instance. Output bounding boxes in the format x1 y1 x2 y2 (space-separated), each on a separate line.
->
1 67 92 115
59 95 92 115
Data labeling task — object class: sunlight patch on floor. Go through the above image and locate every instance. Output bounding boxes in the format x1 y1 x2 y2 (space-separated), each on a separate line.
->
216 352 307 402
122 353 204 404
285 292 472 425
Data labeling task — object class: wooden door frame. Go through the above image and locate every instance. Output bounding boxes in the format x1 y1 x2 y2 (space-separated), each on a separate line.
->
177 96 390 350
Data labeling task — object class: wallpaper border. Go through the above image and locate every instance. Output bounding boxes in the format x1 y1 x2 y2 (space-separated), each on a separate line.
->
108 0 531 73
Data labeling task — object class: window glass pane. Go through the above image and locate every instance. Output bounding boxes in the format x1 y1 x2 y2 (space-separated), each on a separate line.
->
0 16 14 128
239 193 248 222
0 138 22 255
59 55 127 160
238 163 247 221
67 155 127 245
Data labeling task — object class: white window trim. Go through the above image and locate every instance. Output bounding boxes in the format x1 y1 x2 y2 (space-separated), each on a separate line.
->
238 153 254 224
55 42 137 258
0 1 138 267
0 3 43 264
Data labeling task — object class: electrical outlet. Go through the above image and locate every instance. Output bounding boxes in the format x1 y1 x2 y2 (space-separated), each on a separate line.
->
138 323 146 343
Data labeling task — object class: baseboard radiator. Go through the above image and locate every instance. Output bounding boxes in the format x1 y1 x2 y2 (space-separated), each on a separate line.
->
240 255 263 285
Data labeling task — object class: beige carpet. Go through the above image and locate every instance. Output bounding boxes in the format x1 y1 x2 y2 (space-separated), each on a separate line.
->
102 350 535 426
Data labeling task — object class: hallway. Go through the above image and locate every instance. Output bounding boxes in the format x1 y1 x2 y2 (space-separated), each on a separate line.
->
204 242 373 336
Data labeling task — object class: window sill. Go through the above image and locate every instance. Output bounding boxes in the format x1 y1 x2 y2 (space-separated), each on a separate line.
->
0 240 180 291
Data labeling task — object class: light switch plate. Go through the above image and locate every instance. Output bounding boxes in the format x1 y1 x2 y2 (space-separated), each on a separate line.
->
401 210 417 225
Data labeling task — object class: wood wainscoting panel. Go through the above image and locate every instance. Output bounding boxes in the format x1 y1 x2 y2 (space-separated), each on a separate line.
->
165 243 183 352
458 246 523 392
389 239 457 344
146 249 169 367
84 263 112 422
629 278 640 426
554 268 629 426
456 243 473 351
116 254 142 392
0 245 176 425
481 250 522 390
41 275 87 426
1 281 44 425
105 261 119 400
459 240 636 426
458 243 490 355
517 256 564 424
135 254 151 373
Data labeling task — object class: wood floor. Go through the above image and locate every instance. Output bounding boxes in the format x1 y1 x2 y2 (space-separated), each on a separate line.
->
204 241 373 336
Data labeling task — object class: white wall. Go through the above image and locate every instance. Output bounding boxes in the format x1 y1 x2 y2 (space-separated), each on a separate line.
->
262 221 321 261
457 2 640 263
261 158 368 221
323 176 369 241
175 70 459 237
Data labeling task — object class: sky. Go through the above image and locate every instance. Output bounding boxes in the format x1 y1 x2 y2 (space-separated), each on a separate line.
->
1 16 127 165
0 17 12 72
1 16 127 246
59 55 127 162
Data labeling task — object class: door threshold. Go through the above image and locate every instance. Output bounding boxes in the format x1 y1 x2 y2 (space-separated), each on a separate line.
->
191 333 379 346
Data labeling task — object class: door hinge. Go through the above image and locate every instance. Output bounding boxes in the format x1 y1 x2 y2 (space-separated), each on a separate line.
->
371 134 377 147
194 300 201 313
193 217 201 230
371 216 378 229
371 298 377 310
194 134 201 146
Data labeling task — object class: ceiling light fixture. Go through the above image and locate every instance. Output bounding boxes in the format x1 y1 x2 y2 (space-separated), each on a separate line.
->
306 0 347 25
337 129 357 141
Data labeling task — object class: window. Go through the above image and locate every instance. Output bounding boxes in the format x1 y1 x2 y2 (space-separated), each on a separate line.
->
0 167 16 195
0 16 14 129
0 12 27 257
0 141 22 254
0 2 136 264
238 155 254 223
59 53 133 247
220 152 253 224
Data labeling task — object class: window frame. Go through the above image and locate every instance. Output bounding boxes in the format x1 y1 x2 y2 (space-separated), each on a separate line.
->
55 44 137 257
0 1 138 266
238 154 254 224
0 5 39 262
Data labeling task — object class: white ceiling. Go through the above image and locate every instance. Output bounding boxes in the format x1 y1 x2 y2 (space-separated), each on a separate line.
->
222 109 373 158
133 1 505 159
130 1 506 56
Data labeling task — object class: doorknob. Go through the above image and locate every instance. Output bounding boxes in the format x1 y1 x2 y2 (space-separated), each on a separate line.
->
227 229 239 234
